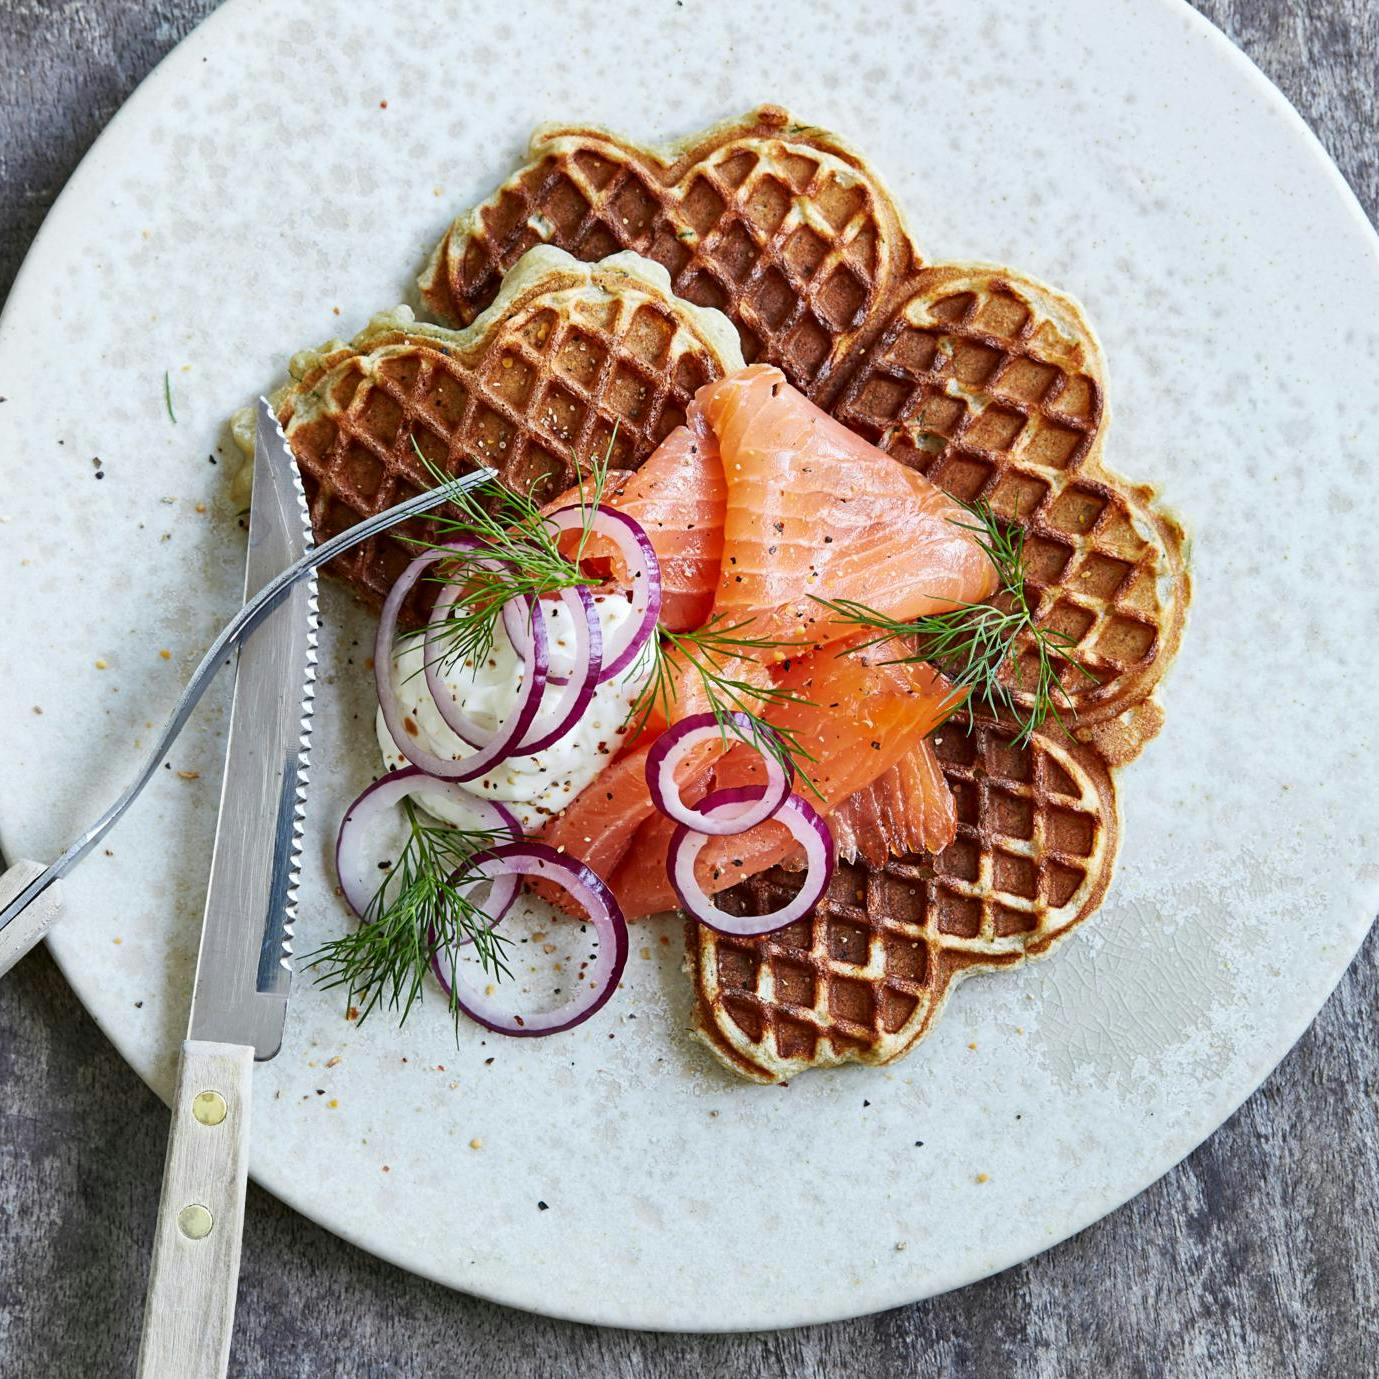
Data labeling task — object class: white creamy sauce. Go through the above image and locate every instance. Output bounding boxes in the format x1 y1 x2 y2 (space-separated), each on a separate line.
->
377 593 651 832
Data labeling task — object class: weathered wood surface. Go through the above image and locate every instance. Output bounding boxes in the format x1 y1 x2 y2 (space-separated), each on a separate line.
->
0 2 1375 1375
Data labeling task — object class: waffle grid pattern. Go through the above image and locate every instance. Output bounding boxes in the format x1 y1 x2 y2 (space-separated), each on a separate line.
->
694 716 1117 1081
833 272 1184 728
270 108 1188 1080
425 116 902 399
282 289 725 616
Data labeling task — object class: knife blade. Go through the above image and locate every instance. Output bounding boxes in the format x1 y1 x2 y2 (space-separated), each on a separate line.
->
185 397 318 1060
136 396 317 1379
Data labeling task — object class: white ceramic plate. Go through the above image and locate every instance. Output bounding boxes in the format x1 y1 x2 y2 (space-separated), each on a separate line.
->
2 0 1376 1331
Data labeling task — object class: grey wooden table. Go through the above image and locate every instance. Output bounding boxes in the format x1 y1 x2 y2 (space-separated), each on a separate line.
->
1 2 1376 1375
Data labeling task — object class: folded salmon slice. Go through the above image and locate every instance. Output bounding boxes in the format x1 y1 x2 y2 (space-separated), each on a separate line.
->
609 638 961 918
829 736 957 866
697 364 997 656
608 404 725 631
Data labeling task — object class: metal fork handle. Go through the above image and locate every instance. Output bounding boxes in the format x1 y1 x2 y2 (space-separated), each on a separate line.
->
0 466 494 943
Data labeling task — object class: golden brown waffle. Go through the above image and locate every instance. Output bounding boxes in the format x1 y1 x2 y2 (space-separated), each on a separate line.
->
832 265 1188 743
421 107 1188 748
420 106 910 402
272 246 743 617
689 713 1119 1083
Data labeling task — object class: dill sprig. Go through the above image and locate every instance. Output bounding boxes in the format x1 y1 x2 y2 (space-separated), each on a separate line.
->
626 616 820 795
305 799 510 1030
814 500 1096 746
405 432 612 672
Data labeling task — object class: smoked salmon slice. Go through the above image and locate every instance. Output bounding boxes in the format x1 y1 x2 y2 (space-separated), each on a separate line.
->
609 637 962 918
606 404 725 631
829 736 957 866
696 364 996 656
536 363 995 921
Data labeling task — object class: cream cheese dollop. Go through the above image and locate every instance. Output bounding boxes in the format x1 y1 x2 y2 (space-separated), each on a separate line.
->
377 593 652 833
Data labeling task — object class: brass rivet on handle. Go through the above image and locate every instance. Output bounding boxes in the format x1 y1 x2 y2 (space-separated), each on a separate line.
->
177 1204 214 1240
192 1090 227 1126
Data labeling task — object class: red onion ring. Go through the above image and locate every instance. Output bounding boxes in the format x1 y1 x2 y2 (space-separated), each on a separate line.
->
668 789 834 936
645 711 794 835
429 841 629 1037
335 767 523 919
541 505 660 681
514 584 603 754
425 579 546 748
376 549 549 781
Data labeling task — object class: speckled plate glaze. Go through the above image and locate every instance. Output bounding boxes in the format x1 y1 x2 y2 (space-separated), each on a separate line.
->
1 0 1376 1332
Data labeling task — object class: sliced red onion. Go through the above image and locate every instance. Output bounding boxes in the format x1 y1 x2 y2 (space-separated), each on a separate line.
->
376 548 550 782
645 711 794 835
335 767 523 918
541 505 660 681
503 596 567 686
668 789 834 936
425 583 546 747
430 841 629 1037
514 584 602 754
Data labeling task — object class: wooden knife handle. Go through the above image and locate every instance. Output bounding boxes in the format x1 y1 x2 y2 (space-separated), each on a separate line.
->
136 1040 254 1379
0 860 63 979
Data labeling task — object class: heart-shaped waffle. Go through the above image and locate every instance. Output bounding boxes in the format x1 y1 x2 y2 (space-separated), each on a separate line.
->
421 107 911 402
689 713 1119 1082
270 246 743 619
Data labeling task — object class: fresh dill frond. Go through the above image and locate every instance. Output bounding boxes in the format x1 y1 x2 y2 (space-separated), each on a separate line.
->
813 499 1096 746
626 616 820 796
403 432 613 672
163 370 177 424
305 799 510 1031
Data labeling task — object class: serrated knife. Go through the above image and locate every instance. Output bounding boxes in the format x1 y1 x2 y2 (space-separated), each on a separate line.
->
135 397 318 1379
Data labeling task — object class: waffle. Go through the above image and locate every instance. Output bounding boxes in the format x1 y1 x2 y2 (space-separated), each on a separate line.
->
420 106 910 402
269 246 743 617
421 107 1188 750
689 713 1119 1082
833 265 1188 745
